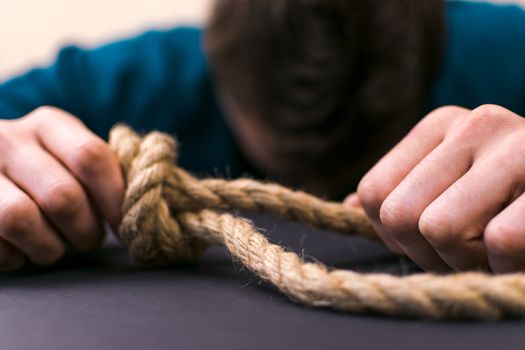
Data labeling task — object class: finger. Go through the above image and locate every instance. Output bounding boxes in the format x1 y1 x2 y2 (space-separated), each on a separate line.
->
485 192 525 273
343 193 402 253
379 137 474 271
0 175 64 265
345 193 404 253
0 239 25 272
4 144 104 252
26 108 124 231
344 193 361 208
371 220 406 255
417 156 516 270
358 107 469 270
358 106 468 218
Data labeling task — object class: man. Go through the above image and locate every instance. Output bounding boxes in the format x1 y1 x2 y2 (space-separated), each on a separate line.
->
0 0 524 273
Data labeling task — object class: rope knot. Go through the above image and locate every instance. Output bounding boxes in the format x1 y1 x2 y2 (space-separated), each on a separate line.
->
110 125 208 264
107 124 525 320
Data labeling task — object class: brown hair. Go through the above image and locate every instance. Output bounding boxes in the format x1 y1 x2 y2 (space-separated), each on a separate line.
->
205 0 445 196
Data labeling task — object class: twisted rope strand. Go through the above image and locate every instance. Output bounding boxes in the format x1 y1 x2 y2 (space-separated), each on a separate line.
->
109 124 525 320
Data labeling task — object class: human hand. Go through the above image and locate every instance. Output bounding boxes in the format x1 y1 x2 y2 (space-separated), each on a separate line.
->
0 106 124 271
352 105 525 273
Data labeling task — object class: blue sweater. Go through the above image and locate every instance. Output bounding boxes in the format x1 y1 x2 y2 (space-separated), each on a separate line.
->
1 1 525 177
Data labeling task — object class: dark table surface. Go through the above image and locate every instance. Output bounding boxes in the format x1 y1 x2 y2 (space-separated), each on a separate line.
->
1 213 524 350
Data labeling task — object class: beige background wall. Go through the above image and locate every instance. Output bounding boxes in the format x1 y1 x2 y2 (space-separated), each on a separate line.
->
0 0 522 80
0 0 212 79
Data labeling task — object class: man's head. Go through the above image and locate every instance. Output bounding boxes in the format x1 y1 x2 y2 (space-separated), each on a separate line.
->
205 0 445 197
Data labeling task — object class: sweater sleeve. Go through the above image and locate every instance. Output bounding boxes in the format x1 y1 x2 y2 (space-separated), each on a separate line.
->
0 27 243 176
427 2 525 115
0 27 217 140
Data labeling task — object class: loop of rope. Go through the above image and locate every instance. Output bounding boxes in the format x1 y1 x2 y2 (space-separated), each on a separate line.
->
109 124 525 320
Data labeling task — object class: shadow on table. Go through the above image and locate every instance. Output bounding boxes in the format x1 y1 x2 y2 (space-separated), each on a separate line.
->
0 212 423 283
0 236 420 298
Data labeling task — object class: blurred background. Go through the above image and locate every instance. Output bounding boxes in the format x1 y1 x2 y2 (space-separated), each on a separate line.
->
0 0 212 79
0 0 522 80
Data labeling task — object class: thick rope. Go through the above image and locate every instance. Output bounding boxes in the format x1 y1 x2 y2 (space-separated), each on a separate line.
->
109 124 525 320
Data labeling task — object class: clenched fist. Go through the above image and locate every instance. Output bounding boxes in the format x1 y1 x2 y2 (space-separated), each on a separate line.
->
354 105 525 273
0 106 124 271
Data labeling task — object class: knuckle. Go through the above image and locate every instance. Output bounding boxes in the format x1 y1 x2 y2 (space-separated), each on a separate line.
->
421 105 468 126
71 138 110 177
40 181 83 219
492 128 525 162
379 196 415 233
29 106 70 121
0 196 37 241
24 106 83 130
34 105 61 114
418 210 454 249
427 105 468 120
471 104 508 119
484 220 521 258
454 104 510 136
22 106 87 131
